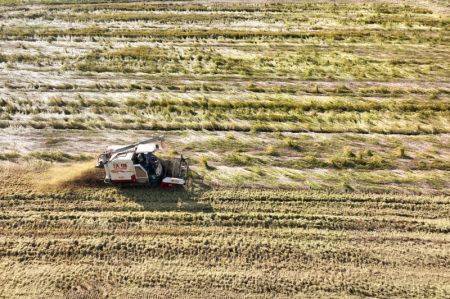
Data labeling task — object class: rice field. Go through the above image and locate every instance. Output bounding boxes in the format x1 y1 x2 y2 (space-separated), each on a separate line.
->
0 0 449 298
0 166 449 298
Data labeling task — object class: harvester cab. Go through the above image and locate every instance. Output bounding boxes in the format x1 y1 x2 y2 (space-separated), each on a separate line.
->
95 137 189 188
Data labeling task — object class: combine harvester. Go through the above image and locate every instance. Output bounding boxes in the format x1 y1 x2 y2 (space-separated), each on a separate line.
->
95 137 189 188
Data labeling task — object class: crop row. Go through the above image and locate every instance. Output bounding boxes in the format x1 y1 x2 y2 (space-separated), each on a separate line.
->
1 27 448 43
3 111 447 135
1 233 448 268
2 95 449 135
122 97 450 112
1 196 448 219
2 44 448 81
9 11 448 28
3 95 449 113
2 210 448 233
0 121 447 135
38 2 434 15
1 188 448 203
4 79 447 96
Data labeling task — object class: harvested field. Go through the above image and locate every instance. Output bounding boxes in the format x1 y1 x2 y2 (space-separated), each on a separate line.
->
0 164 449 298
0 0 449 298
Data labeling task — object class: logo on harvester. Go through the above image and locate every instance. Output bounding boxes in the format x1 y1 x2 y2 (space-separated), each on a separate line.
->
113 163 128 169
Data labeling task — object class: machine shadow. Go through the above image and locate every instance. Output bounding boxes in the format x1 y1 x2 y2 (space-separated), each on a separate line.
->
118 188 214 213
116 171 214 213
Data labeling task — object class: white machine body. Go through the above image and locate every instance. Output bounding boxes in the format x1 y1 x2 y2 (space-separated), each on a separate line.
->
105 152 136 183
97 137 189 187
